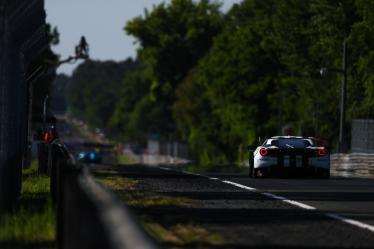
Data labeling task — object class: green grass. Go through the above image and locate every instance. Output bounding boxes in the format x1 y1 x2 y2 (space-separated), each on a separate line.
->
0 161 56 249
96 167 225 248
117 154 139 164
143 223 225 247
97 168 190 208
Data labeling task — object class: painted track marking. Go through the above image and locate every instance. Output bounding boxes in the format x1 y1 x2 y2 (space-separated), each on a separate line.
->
326 213 374 233
156 166 374 234
220 179 374 233
222 180 316 210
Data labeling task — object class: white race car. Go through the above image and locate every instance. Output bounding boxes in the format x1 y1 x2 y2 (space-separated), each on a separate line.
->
249 136 330 178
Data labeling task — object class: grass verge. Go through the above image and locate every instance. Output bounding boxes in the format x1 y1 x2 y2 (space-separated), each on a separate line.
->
96 169 190 208
117 154 140 165
0 161 56 249
143 223 225 247
95 166 225 248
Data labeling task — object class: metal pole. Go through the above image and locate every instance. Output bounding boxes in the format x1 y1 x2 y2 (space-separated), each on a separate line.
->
43 95 49 131
0 1 6 213
338 40 348 153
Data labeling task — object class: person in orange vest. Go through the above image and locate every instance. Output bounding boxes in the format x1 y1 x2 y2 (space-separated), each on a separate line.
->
44 126 58 143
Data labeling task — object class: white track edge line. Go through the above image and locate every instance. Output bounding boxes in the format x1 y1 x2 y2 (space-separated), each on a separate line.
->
326 213 374 233
223 181 317 210
222 180 257 191
282 199 317 210
222 180 374 233
157 166 374 233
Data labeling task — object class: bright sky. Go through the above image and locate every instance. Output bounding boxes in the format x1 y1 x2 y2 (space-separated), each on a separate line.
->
45 0 242 75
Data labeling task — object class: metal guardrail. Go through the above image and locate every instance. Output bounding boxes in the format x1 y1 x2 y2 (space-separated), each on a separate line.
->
48 142 159 249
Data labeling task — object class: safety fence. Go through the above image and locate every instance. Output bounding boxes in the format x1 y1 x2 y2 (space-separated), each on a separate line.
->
0 0 48 211
351 119 374 153
47 142 158 249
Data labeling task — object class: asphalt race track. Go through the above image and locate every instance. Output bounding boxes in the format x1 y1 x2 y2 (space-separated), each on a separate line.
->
62 119 374 247
108 164 374 248
218 175 374 227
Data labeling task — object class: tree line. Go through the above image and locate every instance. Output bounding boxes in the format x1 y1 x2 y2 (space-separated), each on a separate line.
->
61 0 374 164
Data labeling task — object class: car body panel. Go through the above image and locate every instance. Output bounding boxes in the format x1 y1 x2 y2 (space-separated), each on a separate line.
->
251 136 330 177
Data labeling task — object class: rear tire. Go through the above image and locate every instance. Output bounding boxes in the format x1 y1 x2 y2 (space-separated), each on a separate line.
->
316 168 330 179
322 170 330 179
249 151 255 178
252 168 259 178
249 159 255 177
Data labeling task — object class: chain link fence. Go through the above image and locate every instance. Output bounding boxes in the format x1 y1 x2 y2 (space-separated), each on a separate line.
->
0 0 47 211
351 119 374 153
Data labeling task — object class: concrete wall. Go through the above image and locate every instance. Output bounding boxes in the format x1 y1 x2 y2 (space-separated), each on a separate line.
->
145 139 189 164
331 153 374 178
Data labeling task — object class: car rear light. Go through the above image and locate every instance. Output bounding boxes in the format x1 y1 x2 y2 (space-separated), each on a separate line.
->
317 148 326 157
260 148 268 156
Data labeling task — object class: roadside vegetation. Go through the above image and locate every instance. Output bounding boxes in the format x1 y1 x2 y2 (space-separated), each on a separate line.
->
57 0 374 164
117 154 140 165
96 168 191 208
95 167 225 248
0 161 56 249
143 223 225 247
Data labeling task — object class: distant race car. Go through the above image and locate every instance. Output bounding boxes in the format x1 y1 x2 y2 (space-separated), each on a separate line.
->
78 151 102 164
249 136 330 178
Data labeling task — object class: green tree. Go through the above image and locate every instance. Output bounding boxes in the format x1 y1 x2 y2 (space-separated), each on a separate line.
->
65 0 374 162
125 0 224 138
174 0 364 162
66 59 139 129
348 0 374 118
174 0 283 163
108 64 154 143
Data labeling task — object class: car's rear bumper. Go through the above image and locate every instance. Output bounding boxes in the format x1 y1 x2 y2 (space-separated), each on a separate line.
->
255 164 330 177
255 155 330 169
253 154 330 177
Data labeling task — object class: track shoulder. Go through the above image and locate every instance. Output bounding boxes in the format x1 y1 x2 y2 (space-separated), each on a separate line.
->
96 164 374 248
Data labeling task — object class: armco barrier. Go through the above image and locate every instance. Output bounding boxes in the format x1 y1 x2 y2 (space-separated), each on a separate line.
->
50 143 158 249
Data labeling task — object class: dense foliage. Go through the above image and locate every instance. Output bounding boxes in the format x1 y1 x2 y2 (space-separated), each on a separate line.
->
64 0 374 163
125 0 224 139
66 59 140 129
